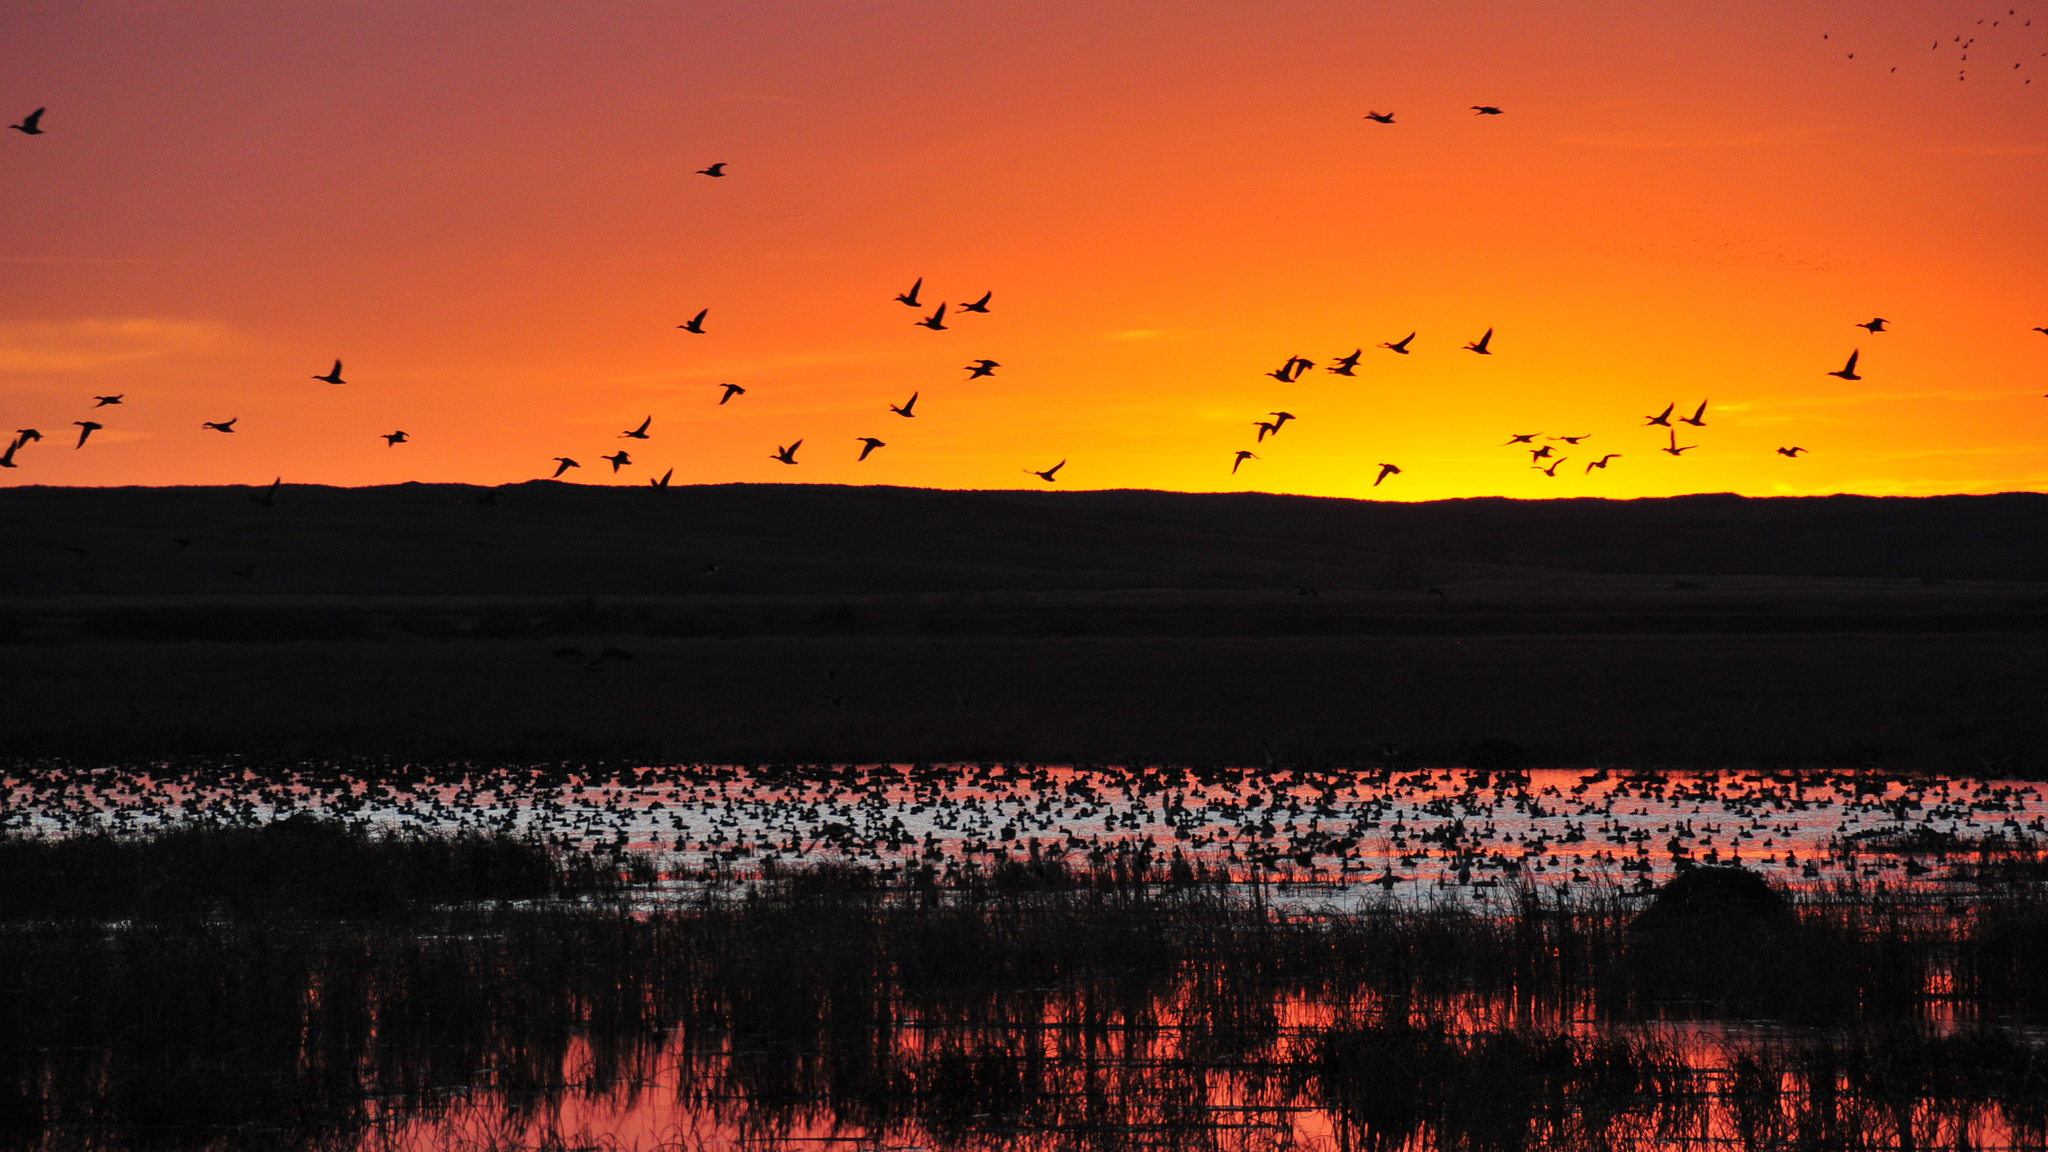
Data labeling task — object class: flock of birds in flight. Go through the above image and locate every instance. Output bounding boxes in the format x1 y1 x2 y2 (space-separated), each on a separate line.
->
6 16 2047 491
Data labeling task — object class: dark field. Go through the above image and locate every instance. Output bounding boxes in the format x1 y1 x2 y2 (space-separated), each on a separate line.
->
3 483 2046 770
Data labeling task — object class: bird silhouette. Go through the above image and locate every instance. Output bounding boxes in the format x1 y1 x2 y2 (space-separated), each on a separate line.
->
2033 327 2048 336
1381 332 1416 354
621 416 652 439
717 382 746 404
917 303 947 330
1265 358 1296 382
201 418 237 433
651 468 673 489
551 457 580 478
10 108 45 135
251 477 281 506
1777 446 1808 457
959 291 993 313
772 440 802 465
1364 111 1395 123
889 391 919 418
313 360 345 384
1644 403 1675 427
1857 317 1889 332
602 450 632 472
1254 421 1280 442
92 395 123 407
1286 356 1315 378
1828 349 1862 380
1661 429 1697 456
677 309 708 334
1463 328 1493 354
1232 450 1257 474
1373 463 1401 486
1472 105 1504 114
965 359 999 379
896 278 924 307
1328 349 1363 375
0 440 17 468
1502 433 1539 445
1529 445 1554 461
1584 454 1621 472
697 162 726 177
1550 434 1590 444
1678 400 1708 427
383 431 408 445
72 421 101 448
1027 459 1065 483
1534 457 1567 477
13 429 40 443
1269 411 1296 431
856 437 886 461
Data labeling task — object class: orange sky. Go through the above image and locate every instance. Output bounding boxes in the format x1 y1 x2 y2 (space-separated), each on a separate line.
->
2 0 2044 500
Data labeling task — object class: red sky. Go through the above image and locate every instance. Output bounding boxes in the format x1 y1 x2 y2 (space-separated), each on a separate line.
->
2 0 2044 499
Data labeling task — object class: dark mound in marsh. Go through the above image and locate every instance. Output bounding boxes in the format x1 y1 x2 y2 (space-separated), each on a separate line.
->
1633 866 1788 929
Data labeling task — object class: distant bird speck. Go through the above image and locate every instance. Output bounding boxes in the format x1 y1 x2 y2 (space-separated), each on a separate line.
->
1502 433 1539 445
383 431 407 445
1232 450 1257 474
1027 459 1065 483
1585 454 1621 473
896 278 923 307
73 421 101 448
1381 332 1416 354
1661 429 1698 456
1328 349 1363 375
1472 105 1503 115
10 108 45 135
1644 403 1675 427
917 303 948 330
772 440 802 465
1374 463 1402 486
602 450 632 472
889 391 919 418
620 416 652 439
959 291 993 313
717 383 746 404
1534 457 1567 477
92 395 123 407
856 437 886 461
697 162 726 177
965 359 1000 379
1857 317 1889 332
1828 349 1862 381
1777 446 1808 457
201 419 237 433
678 309 708 334
313 360 345 384
550 457 579 478
1679 400 1709 428
1464 328 1493 355
652 468 673 489
1364 111 1395 123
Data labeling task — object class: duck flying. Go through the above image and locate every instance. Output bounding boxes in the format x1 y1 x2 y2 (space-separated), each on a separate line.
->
1232 450 1257 474
383 430 408 445
1254 421 1280 442
13 429 40 443
1373 462 1401 486
602 451 632 472
313 360 345 384
1472 105 1504 115
1550 434 1590 444
1644 403 1675 427
1828 349 1861 380
72 421 101 448
0 440 17 468
620 416 652 439
959 291 992 313
1381 332 1416 354
1661 429 1697 456
1502 433 1539 445
1328 349 1363 375
251 477 281 507
1776 446 1808 457
856 437 886 461
1584 454 1621 472
896 278 923 307
1857 317 1888 333
1463 328 1493 354
92 395 123 407
651 468 673 489
772 440 802 465
717 382 746 404
201 418 237 433
678 309 708 334
550 457 580 478
889 391 919 418
917 303 947 330
965 359 999 379
1529 445 1554 461
697 162 726 177
1269 410 1296 431
1364 111 1395 123
1534 457 1567 477
1027 459 1065 483
1678 400 1708 427
9 107 45 135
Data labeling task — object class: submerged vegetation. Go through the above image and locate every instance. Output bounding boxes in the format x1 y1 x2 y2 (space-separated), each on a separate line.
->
3 820 2047 1150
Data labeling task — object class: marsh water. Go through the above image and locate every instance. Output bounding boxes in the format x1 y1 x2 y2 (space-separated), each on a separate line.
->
4 765 2045 1152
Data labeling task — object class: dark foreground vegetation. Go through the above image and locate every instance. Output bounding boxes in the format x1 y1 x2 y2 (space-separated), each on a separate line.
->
3 826 2046 1150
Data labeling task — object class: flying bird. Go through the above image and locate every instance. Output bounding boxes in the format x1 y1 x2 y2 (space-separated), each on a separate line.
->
896 278 924 307
959 291 993 313
1232 450 1257 474
620 416 652 439
10 108 45 135
1269 411 1296 431
1381 332 1416 354
251 477 281 507
1529 445 1554 461
917 303 948 330
1373 463 1401 486
92 395 123 407
0 440 17 469
1584 454 1621 472
962 359 1002 380
772 440 802 465
651 468 673 489
550 457 580 478
1472 105 1504 114
1254 421 1280 442
1027 459 1065 483
1678 400 1708 427
677 309 708 334
856 437 886 461
13 429 40 443
1857 317 1889 332
1328 349 1363 375
201 418 237 433
1463 328 1493 354
1502 433 1540 445
602 451 632 472
1661 429 1697 456
1550 434 1590 444
1364 111 1395 123
889 391 919 418
1776 446 1808 457
717 383 745 404
313 360 345 384
2031 327 2047 335
72 421 101 448
1828 349 1862 380
1534 457 1567 477
697 162 726 177
1644 403 1675 427
383 430 408 445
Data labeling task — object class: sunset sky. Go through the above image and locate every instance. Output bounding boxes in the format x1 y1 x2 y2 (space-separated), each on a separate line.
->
2 0 2044 500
